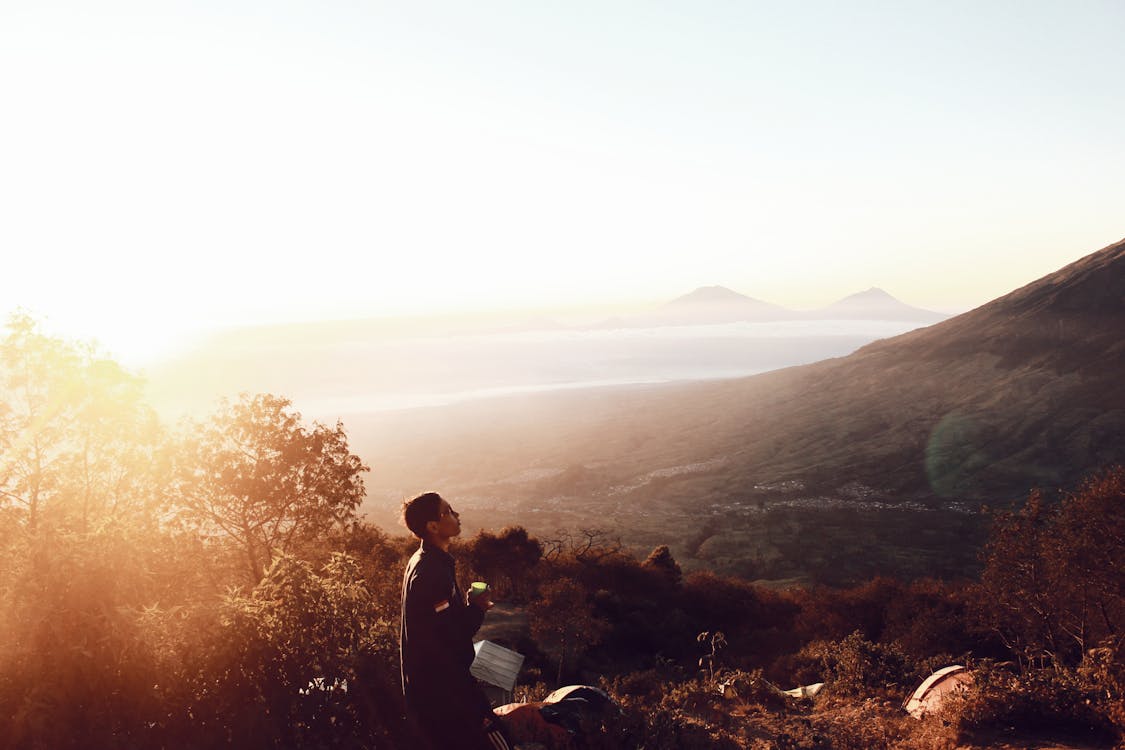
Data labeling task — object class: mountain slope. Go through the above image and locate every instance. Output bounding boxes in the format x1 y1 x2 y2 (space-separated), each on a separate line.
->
359 237 1125 508
700 237 1125 497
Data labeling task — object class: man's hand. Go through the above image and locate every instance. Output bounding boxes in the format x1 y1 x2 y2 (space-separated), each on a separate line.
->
467 588 494 611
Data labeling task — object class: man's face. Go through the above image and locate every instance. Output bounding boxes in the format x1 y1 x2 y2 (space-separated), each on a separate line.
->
429 498 461 539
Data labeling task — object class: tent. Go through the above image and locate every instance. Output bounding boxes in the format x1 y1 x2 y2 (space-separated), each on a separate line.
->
902 665 973 719
492 702 572 747
781 682 824 699
544 685 612 705
495 684 621 748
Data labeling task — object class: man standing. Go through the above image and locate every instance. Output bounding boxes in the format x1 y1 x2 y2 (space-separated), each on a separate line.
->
400 492 512 750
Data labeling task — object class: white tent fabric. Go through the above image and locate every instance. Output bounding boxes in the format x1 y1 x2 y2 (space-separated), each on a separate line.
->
903 665 972 719
782 682 824 699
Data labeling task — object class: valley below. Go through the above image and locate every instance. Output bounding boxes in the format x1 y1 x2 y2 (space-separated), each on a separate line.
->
352 389 990 587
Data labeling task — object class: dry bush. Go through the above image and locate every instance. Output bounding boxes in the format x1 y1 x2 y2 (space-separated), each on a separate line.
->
947 662 1120 747
791 631 920 700
807 697 908 750
596 676 745 749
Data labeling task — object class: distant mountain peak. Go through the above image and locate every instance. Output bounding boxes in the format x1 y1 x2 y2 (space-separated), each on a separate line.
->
667 286 760 306
845 287 897 301
610 285 796 326
819 287 945 322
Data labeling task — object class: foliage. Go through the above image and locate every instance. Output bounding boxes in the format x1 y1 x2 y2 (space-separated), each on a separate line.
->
541 526 625 564
182 553 400 749
0 525 165 749
0 313 80 530
170 394 368 582
804 696 922 750
0 313 162 533
331 521 408 621
697 630 727 681
464 525 542 600
528 577 610 686
682 570 800 672
975 466 1125 670
949 662 1120 746
787 577 905 644
601 677 745 750
1051 467 1125 658
643 543 683 584
880 578 982 661
797 631 919 699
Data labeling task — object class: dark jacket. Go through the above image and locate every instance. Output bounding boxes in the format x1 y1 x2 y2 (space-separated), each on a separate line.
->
400 540 486 710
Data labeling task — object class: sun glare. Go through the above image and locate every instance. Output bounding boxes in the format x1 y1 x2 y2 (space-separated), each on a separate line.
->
27 309 211 370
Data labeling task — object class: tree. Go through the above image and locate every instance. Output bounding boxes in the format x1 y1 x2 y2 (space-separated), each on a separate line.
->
465 525 542 600
0 314 161 532
642 544 682 585
0 313 81 530
974 490 1064 669
974 466 1125 670
1047 467 1125 657
171 394 368 583
63 353 164 532
529 577 609 686
541 527 624 564
335 521 408 620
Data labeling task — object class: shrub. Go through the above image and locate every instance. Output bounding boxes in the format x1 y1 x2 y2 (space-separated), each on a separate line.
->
0 527 167 750
178 552 402 749
798 631 919 699
950 663 1119 746
808 697 911 750
605 679 743 750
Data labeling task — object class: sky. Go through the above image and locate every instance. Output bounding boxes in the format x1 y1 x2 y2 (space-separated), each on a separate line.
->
2 0 1124 365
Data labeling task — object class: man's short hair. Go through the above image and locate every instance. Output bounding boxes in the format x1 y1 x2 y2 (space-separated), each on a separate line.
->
402 492 444 538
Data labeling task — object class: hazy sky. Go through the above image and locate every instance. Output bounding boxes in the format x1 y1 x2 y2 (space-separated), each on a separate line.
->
3 0 1124 364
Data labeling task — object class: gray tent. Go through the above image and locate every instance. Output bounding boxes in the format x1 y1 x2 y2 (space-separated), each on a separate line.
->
903 665 972 719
